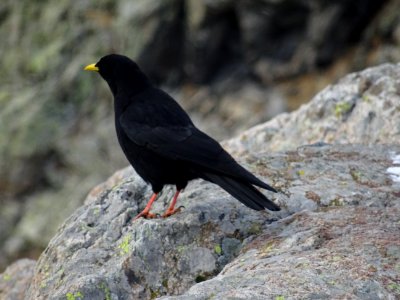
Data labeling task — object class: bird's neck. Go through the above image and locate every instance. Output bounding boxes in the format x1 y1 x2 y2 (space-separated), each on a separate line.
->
109 70 153 114
105 70 152 98
113 85 151 116
124 70 152 92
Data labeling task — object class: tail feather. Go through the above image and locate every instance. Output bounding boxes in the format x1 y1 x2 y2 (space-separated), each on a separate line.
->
203 173 280 211
250 177 278 193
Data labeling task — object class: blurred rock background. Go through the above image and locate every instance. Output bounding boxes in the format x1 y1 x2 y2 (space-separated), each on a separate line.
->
0 0 398 271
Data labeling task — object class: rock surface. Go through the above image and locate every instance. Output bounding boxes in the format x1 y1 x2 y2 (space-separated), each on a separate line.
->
0 259 36 300
162 145 400 299
163 205 400 300
1 62 400 299
1 0 399 270
225 63 400 154
25 166 281 300
19 143 400 300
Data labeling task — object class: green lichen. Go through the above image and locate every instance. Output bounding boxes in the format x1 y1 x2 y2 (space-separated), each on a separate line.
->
295 262 310 269
66 291 83 300
329 280 338 286
275 296 285 300
206 293 216 300
334 102 353 118
176 245 187 254
99 282 111 300
248 223 262 235
362 95 370 103
54 267 65 289
111 182 125 191
296 170 305 177
162 278 169 289
262 241 275 254
214 245 222 255
3 274 11 281
350 169 362 182
329 198 344 207
150 289 160 299
39 264 51 289
117 235 131 255
388 283 400 293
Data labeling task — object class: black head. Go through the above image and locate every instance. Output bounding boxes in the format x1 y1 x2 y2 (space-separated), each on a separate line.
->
84 54 151 96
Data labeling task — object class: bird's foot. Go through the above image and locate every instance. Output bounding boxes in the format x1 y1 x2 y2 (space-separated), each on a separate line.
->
162 206 185 218
133 210 158 221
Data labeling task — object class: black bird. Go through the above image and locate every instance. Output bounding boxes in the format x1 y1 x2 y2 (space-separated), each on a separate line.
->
84 54 280 219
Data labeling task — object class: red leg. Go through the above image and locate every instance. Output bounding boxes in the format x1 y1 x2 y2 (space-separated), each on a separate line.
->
133 193 158 221
162 190 182 218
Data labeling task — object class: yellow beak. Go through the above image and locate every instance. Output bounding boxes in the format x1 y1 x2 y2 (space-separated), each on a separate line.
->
84 63 99 72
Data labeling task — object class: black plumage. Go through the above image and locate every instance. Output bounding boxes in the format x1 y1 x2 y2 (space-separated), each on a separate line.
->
84 54 280 219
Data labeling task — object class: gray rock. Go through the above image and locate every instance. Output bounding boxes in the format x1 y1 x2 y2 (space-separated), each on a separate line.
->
163 206 400 300
24 143 400 300
0 259 36 300
225 63 400 154
26 165 280 299
161 144 400 299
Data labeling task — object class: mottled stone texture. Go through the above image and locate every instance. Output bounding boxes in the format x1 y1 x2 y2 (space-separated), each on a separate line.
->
225 63 400 154
1 63 400 299
0 259 36 300
23 143 400 299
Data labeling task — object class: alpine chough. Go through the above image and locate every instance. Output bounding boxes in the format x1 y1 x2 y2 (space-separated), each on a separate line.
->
84 54 280 219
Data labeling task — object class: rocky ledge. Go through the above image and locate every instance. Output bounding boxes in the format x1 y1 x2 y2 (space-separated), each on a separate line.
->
1 64 400 299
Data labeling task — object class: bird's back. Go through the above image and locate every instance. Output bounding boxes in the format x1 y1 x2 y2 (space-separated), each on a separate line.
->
114 88 198 191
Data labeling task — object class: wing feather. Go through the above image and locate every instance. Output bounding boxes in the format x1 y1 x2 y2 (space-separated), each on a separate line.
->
119 92 276 192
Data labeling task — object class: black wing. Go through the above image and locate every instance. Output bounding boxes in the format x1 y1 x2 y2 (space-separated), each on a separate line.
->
119 89 276 192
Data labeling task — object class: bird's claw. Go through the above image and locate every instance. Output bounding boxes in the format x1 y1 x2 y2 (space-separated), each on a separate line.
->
133 210 158 221
162 206 184 218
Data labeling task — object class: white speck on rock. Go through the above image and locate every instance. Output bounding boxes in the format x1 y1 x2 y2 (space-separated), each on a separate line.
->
392 153 400 164
387 152 400 184
387 167 400 183
388 153 400 183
